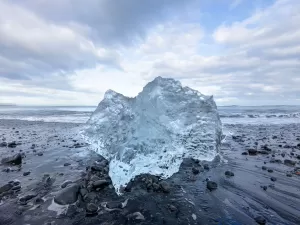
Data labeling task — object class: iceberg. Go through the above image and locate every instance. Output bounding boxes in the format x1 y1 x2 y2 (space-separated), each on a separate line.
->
84 77 222 194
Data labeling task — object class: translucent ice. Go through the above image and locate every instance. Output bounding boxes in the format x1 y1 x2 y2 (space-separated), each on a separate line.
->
84 77 222 194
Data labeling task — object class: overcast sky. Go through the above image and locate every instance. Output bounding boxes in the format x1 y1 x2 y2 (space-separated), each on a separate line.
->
0 0 299 106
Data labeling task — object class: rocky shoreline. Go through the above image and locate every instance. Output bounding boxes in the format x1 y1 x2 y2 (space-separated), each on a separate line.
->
1 119 300 224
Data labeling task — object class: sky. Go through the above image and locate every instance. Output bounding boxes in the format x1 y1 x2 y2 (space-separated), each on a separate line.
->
0 0 299 106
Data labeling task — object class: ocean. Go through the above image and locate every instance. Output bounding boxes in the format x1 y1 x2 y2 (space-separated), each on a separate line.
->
0 105 299 125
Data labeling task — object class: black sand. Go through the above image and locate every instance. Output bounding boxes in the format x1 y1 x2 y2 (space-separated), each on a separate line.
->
1 119 300 225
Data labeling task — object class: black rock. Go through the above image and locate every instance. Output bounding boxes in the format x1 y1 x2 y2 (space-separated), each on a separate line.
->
160 181 170 193
23 171 30 176
0 183 13 194
86 203 98 214
281 153 285 157
207 181 218 191
267 169 273 173
19 193 37 203
106 201 123 209
255 215 266 225
192 167 200 174
34 198 44 204
286 173 292 177
272 136 277 139
12 185 21 191
37 152 43 156
64 163 71 167
262 166 267 170
91 165 103 171
242 152 248 155
7 142 17 148
0 142 7 147
54 184 80 205
92 180 109 189
284 159 296 167
270 177 277 182
203 164 210 170
262 186 268 191
1 153 22 165
248 149 257 155
225 171 234 177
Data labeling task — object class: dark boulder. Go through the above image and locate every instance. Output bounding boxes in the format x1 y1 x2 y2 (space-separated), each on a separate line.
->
255 216 266 225
203 164 210 170
19 193 37 203
0 183 13 194
7 142 17 148
284 159 296 167
1 153 22 165
207 181 218 191
270 177 277 182
192 167 200 174
225 171 234 177
23 171 30 176
54 184 80 205
0 142 7 147
248 149 257 155
86 203 98 215
242 152 248 155
92 180 109 189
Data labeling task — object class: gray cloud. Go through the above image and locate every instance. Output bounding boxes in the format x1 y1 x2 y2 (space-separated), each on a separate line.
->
11 0 194 46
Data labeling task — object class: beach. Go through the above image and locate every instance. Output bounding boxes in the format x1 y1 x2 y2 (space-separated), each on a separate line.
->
0 106 300 225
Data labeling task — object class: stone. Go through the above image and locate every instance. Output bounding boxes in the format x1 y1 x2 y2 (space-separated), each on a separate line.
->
267 169 273 173
37 152 43 156
262 186 268 191
1 153 22 165
242 152 248 155
19 193 37 203
7 142 17 148
54 184 80 205
225 171 234 177
248 149 257 156
270 177 277 182
0 183 13 194
192 167 200 174
284 159 296 167
92 180 109 189
64 163 71 167
0 142 7 147
203 164 210 170
255 216 266 225
86 203 98 214
160 181 170 193
262 166 267 170
207 181 218 191
23 171 30 176
286 173 292 177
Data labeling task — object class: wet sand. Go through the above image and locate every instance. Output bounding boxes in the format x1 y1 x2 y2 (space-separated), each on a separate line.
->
0 119 300 225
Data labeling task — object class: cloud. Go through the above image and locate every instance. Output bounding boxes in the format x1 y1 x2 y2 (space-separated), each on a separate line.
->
1 0 300 106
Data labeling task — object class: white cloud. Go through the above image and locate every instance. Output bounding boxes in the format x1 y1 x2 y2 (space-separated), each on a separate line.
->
1 0 300 106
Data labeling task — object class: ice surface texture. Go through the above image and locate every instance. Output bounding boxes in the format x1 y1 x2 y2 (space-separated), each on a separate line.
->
84 77 222 194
